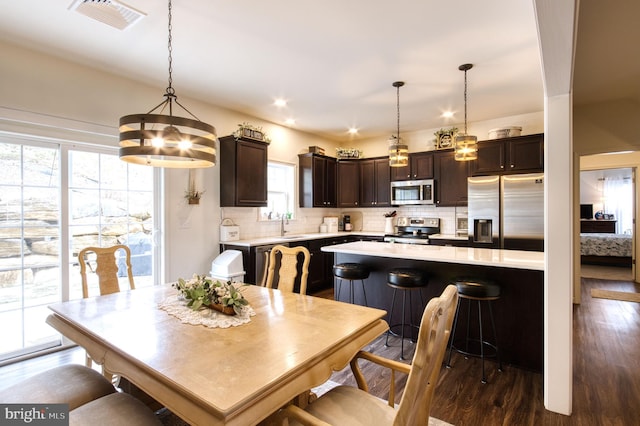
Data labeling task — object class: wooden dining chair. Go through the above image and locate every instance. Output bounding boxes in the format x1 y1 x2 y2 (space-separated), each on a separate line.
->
264 245 311 295
78 244 135 298
78 244 135 384
272 284 459 426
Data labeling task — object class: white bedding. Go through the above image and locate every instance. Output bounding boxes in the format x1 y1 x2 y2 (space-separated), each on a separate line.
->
580 233 632 257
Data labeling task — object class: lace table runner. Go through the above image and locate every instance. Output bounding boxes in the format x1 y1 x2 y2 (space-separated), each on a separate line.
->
159 294 255 328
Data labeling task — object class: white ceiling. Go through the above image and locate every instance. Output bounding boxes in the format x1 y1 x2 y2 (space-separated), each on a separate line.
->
1 1 635 144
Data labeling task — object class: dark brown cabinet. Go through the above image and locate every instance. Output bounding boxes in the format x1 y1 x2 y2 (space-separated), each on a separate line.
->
219 135 268 207
337 160 360 207
360 157 391 207
580 220 616 233
472 133 544 175
433 149 471 207
299 153 337 207
390 152 434 181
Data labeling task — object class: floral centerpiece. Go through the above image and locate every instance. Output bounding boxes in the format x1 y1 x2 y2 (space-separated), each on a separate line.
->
173 274 249 315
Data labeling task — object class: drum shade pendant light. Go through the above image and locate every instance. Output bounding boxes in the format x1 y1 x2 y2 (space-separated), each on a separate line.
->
454 64 478 161
388 81 409 167
119 0 217 168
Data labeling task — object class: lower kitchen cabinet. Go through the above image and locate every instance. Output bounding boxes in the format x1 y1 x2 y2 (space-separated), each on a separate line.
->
428 238 469 247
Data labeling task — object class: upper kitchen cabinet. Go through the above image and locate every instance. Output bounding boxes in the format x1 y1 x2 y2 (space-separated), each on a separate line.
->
299 153 337 207
360 157 391 207
337 160 360 207
433 149 470 207
390 151 434 181
219 135 268 207
472 133 544 176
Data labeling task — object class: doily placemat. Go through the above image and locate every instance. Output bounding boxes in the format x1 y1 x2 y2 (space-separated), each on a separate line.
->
159 294 255 328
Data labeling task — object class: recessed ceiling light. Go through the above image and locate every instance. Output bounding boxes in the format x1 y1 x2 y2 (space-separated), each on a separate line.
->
441 111 454 118
274 98 287 108
285 118 296 126
348 128 359 135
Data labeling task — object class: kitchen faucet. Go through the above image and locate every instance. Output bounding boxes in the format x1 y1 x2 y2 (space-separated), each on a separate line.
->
280 215 288 236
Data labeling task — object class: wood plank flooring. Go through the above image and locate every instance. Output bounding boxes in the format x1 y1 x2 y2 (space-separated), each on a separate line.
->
2 273 639 425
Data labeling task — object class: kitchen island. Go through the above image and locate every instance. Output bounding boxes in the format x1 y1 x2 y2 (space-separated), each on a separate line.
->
322 241 544 372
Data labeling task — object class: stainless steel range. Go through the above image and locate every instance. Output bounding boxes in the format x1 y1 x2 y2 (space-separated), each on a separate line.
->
383 217 440 245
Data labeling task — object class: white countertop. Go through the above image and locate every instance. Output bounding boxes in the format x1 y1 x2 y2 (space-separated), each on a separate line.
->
321 241 544 271
219 231 385 247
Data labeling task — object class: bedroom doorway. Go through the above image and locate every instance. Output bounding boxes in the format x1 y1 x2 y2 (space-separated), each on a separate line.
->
579 165 636 282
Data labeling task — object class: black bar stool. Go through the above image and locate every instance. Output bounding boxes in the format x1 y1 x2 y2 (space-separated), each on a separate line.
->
333 263 370 306
385 268 428 360
446 278 502 383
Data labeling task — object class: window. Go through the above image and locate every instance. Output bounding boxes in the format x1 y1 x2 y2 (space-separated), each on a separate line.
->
260 162 295 220
0 138 157 362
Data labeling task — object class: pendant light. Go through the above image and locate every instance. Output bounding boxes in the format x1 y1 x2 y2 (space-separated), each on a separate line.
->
388 81 409 167
454 63 478 161
119 0 217 168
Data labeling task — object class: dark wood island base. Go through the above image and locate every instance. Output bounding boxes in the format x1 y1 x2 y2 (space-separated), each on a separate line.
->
330 251 544 372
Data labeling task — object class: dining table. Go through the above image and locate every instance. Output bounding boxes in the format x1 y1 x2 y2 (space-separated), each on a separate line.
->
46 284 389 425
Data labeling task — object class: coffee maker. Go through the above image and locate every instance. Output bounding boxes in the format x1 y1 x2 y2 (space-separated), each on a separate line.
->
343 215 352 231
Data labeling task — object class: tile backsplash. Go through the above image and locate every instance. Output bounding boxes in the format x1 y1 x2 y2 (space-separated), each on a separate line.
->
220 205 467 240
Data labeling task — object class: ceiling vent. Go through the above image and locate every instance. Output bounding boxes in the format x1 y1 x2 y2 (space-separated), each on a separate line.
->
69 0 146 30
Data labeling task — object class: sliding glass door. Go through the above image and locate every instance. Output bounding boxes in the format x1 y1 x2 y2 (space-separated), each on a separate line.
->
0 138 157 363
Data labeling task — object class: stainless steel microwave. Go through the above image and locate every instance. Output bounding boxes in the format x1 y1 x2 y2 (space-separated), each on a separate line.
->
390 179 435 205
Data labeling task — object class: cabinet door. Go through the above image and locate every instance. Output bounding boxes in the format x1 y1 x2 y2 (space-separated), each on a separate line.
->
434 150 470 206
312 156 327 207
473 140 506 175
390 162 411 181
374 158 391 206
359 159 376 206
324 157 337 207
410 152 434 179
509 135 544 172
337 161 360 207
235 140 268 206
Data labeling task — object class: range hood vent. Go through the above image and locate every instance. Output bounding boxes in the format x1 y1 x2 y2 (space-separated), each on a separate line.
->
69 0 146 31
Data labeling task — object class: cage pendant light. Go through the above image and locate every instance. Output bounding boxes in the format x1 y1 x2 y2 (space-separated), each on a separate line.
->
119 0 217 168
389 81 409 167
454 64 478 161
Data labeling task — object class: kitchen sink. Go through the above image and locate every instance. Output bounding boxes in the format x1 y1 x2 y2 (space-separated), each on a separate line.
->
280 234 315 240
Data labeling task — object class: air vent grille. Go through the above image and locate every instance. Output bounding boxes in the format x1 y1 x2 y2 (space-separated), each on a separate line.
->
69 0 146 30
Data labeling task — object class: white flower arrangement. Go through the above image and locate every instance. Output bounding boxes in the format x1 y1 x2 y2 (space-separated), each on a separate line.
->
173 274 249 314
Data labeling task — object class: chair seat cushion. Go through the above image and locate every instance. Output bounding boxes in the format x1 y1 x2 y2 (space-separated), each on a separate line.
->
301 385 396 426
333 263 370 280
70 392 161 426
452 279 500 298
387 268 428 288
0 364 116 410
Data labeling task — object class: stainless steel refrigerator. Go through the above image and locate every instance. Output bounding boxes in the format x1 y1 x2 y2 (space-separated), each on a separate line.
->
467 173 544 251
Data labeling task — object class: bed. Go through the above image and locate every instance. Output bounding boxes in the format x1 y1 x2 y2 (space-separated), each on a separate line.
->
580 232 633 267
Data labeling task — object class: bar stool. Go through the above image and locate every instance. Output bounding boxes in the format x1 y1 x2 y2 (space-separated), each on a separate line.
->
333 263 370 306
446 278 502 383
385 268 428 360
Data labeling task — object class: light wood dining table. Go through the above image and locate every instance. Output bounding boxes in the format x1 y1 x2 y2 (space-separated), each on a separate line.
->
46 284 388 425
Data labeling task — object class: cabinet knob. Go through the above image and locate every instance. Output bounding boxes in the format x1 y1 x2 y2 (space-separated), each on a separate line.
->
510 164 514 168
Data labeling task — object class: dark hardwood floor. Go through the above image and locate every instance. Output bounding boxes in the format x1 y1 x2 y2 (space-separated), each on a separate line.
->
2 275 639 425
